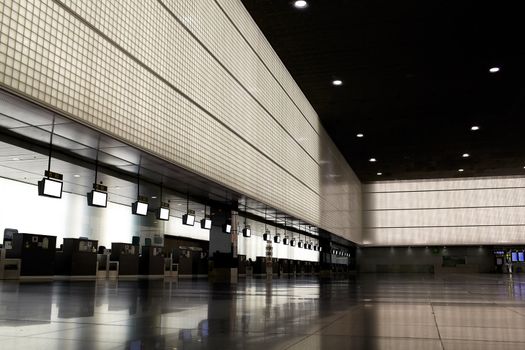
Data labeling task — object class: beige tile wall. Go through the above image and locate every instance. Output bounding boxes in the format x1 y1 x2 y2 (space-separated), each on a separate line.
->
0 0 362 242
363 176 525 245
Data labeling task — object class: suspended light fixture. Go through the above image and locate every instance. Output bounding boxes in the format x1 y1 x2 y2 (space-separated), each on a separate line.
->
156 183 170 221
182 193 195 225
87 138 108 208
38 116 63 199
131 161 148 216
200 203 212 229
242 200 251 237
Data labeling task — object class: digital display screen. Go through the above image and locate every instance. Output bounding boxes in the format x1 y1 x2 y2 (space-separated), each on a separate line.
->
92 191 107 206
223 224 231 233
183 214 195 226
298 241 303 248
39 178 63 198
135 202 148 216
263 233 271 241
511 252 518 262
201 218 212 229
519 252 524 262
274 235 281 243
290 240 296 247
282 238 289 245
158 207 170 220
87 190 107 207
243 228 251 237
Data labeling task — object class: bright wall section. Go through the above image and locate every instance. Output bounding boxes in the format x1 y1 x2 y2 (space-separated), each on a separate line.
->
0 176 319 262
363 176 525 246
0 177 211 247
0 0 361 243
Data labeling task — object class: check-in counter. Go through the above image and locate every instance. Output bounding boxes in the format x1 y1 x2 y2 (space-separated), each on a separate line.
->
6 233 56 276
55 238 98 276
110 243 139 276
139 246 164 276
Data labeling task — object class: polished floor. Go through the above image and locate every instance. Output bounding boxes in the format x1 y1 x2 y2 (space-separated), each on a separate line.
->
1 274 525 349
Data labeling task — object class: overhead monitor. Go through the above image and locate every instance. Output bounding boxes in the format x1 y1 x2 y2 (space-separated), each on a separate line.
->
282 237 289 245
38 177 63 198
519 252 524 262
222 223 232 234
183 213 195 226
200 218 212 230
512 252 518 262
132 201 148 216
157 207 170 221
290 239 296 247
274 235 281 244
263 233 271 241
242 227 251 237
87 190 107 208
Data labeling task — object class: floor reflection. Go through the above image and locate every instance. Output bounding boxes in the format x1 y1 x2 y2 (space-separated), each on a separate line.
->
2 275 525 349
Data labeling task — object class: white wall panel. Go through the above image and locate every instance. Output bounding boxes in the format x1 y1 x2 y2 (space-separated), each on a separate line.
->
0 0 361 242
363 176 525 246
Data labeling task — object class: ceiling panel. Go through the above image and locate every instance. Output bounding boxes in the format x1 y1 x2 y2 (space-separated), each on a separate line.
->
241 0 525 181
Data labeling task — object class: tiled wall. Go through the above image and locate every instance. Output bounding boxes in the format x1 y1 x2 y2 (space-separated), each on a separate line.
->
0 0 361 242
363 176 525 246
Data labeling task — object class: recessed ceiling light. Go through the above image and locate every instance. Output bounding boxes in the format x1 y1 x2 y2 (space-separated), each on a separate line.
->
151 196 157 199
356 133 364 138
489 67 500 73
369 158 377 162
458 168 464 172
115 186 120 190
73 174 81 178
377 172 382 176
471 125 480 131
11 157 20 161
293 0 308 9
462 153 470 158
332 79 343 86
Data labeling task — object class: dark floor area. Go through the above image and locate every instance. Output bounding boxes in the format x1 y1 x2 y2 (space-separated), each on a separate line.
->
1 274 525 349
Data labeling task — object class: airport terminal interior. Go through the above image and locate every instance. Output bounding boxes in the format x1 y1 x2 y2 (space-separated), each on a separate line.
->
0 0 524 349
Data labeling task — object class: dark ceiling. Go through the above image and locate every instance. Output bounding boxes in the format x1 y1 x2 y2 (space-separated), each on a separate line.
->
241 0 525 181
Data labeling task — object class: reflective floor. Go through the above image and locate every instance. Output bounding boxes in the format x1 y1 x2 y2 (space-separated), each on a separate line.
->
2 274 525 349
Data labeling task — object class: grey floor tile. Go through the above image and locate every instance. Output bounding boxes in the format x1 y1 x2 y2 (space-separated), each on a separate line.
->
442 339 525 350
285 334 443 350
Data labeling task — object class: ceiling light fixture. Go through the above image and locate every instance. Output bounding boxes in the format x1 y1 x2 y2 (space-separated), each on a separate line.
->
332 79 343 86
73 174 80 178
458 169 464 172
377 172 382 176
462 153 470 158
489 67 500 73
293 0 308 9
471 125 480 131
356 133 364 138
369 158 376 162
11 157 20 161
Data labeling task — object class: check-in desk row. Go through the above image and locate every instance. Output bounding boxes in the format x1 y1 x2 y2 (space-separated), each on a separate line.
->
1 233 168 279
